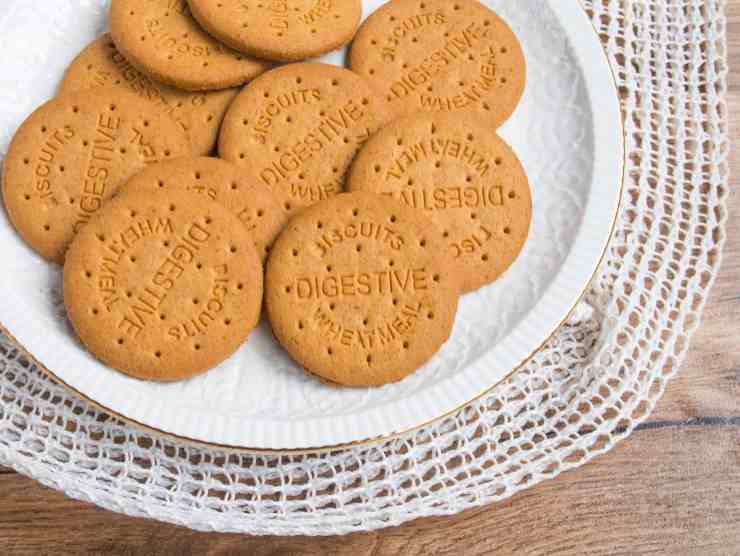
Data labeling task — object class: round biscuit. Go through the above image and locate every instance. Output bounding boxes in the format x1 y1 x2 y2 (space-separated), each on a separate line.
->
348 112 532 292
64 189 263 381
265 191 461 387
187 0 362 62
219 63 389 216
109 0 273 91
349 0 526 129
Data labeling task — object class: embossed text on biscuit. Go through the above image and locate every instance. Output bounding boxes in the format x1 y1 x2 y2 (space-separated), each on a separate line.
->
386 137 492 179
314 221 405 256
258 98 369 188
295 268 429 300
311 302 424 349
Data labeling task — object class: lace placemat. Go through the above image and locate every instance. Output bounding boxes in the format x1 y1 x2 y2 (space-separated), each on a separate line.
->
0 0 729 535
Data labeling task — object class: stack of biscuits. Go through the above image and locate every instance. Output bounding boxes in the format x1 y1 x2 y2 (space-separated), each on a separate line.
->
2 0 531 388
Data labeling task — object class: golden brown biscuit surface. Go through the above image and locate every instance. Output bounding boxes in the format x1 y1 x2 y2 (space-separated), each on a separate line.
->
350 0 526 129
348 112 532 292
265 191 461 387
219 63 389 216
2 88 192 263
121 157 288 262
109 0 273 91
187 0 362 62
60 34 239 155
64 189 263 381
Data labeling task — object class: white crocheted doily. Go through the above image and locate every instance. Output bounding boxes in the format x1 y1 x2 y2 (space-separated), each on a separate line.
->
0 0 729 535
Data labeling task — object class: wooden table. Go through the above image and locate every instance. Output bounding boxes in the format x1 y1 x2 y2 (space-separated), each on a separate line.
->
2 9 739 556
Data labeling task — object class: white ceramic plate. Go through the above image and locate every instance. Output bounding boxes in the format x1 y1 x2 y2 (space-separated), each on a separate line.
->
0 0 622 451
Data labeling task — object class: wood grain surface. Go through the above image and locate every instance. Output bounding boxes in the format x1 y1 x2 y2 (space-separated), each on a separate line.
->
1 5 739 556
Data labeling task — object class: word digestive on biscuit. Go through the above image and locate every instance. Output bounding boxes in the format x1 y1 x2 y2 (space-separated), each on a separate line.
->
97 217 175 311
294 268 429 300
387 22 489 100
258 99 368 188
385 185 504 212
74 114 120 231
115 221 212 338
